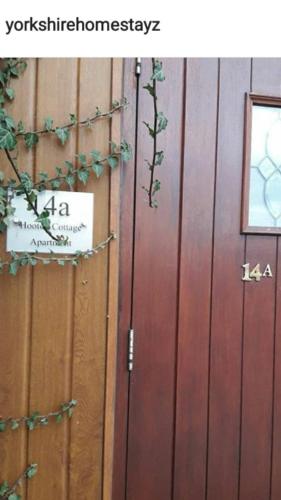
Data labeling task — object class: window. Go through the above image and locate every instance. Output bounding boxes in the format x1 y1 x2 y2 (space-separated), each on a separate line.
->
242 94 281 234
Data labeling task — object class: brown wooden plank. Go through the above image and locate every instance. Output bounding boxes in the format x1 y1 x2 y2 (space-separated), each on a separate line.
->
103 58 122 500
0 58 36 499
271 238 281 500
173 58 218 500
27 58 78 500
112 58 138 500
69 58 111 500
239 239 276 500
126 58 184 500
207 58 251 500
239 58 281 500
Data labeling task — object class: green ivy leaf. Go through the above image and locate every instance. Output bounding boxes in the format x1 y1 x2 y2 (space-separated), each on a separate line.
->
8 493 20 500
5 88 15 100
70 113 77 125
7 60 27 78
0 108 7 119
155 151 164 165
50 179 61 190
4 115 16 131
39 172 49 182
90 150 102 162
55 127 70 145
0 127 17 150
77 169 89 185
143 121 155 138
65 161 74 173
143 83 155 96
153 179 161 194
65 175 75 187
0 420 6 432
0 481 9 495
26 419 35 431
24 132 39 149
77 153 87 167
20 172 33 192
44 117 53 132
108 155 118 169
11 419 19 430
36 211 51 230
92 162 103 178
157 112 168 133
17 120 25 134
152 60 165 81
8 261 19 276
120 141 132 162
26 465 37 479
0 72 6 86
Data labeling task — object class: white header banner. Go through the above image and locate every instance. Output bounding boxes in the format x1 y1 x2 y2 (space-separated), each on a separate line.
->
0 0 281 57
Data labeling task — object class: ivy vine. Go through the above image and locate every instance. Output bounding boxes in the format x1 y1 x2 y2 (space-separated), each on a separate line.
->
0 399 77 497
0 399 77 432
0 57 126 494
0 57 131 262
0 464 37 500
143 58 167 208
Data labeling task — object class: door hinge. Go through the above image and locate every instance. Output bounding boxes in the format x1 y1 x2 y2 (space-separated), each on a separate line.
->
135 58 142 77
128 329 134 372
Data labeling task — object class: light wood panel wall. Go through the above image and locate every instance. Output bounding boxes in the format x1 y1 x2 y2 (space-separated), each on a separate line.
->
0 58 122 500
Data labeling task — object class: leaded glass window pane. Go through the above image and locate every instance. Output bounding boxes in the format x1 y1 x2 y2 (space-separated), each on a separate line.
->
248 104 281 228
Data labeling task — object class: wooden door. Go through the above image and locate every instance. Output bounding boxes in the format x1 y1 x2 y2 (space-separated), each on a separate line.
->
113 58 281 500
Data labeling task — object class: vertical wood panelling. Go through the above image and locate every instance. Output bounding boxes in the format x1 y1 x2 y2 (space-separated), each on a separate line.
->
255 60 281 500
207 59 251 500
125 59 184 500
239 238 276 500
103 58 122 500
112 58 137 500
0 59 36 499
115 57 281 500
0 57 122 500
272 238 281 500
239 59 281 500
173 58 218 500
69 58 111 500
27 58 78 500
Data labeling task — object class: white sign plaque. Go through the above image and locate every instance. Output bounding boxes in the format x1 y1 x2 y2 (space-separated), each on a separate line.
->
6 190 94 254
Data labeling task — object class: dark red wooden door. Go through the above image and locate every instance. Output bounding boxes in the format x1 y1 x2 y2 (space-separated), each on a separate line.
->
113 58 281 500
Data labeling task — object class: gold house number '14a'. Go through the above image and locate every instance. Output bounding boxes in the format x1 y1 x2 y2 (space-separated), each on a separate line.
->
242 263 273 282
